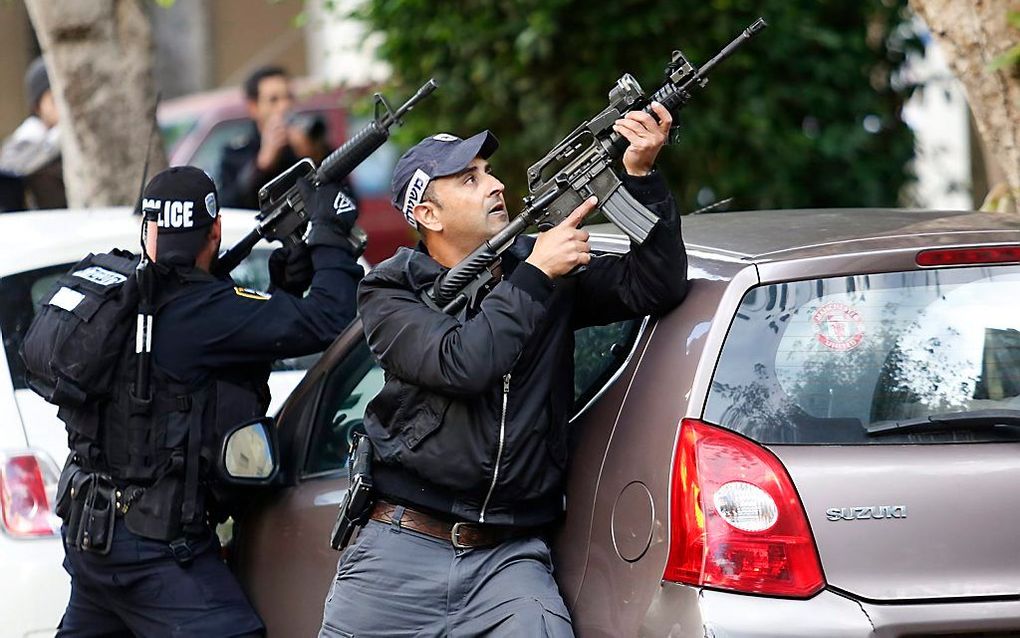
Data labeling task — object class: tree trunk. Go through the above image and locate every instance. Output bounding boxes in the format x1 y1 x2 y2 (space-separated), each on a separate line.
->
24 0 166 208
908 0 1020 212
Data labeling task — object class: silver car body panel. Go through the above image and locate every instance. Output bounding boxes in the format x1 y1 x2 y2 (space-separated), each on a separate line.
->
572 213 1020 635
774 443 1020 601
640 582 1020 637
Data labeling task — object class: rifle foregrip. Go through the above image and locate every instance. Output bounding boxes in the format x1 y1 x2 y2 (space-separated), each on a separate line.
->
601 187 659 244
317 122 389 185
649 83 690 114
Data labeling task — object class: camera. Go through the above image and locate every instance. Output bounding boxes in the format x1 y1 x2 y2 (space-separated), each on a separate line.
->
286 111 327 143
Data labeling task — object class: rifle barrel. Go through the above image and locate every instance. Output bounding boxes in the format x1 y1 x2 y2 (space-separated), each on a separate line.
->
389 78 439 124
697 18 767 77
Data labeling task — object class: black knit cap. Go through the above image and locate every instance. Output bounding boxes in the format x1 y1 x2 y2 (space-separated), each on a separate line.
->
142 166 219 265
24 57 50 113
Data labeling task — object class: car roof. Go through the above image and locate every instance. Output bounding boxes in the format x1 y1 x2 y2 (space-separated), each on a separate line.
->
157 79 356 123
0 207 259 276
589 208 1020 261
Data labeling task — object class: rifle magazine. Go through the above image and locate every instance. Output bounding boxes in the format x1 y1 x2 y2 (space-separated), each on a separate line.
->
601 185 659 244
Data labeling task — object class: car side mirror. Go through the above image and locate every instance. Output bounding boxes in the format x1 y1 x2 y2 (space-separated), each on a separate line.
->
218 417 279 485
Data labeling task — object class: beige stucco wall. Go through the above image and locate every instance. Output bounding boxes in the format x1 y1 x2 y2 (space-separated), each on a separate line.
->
0 2 35 136
208 0 308 89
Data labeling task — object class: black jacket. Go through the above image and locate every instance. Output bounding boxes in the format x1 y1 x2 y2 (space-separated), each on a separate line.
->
153 245 363 385
218 123 299 210
359 172 688 526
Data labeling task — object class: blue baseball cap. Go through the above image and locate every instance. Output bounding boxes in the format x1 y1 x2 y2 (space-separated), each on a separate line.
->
391 130 499 228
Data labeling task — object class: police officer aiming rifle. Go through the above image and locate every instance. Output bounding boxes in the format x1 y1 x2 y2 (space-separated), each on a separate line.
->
318 20 765 636
318 118 688 636
22 166 363 636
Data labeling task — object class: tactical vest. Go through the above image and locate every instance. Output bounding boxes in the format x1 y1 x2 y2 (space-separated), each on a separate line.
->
24 254 266 541
60 351 266 541
59 351 213 541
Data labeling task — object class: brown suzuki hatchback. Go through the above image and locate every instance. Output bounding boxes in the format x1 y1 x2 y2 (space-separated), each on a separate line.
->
229 208 1020 637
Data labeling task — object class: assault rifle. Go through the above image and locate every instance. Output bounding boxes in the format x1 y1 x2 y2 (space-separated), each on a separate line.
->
429 20 766 314
214 79 439 277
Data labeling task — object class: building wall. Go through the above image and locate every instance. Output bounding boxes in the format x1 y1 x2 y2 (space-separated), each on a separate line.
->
0 2 36 136
151 0 212 99
208 0 308 89
304 0 389 86
901 21 975 211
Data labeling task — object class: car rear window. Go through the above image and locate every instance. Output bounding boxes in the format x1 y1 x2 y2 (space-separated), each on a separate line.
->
347 116 398 198
189 118 253 190
704 265 1020 444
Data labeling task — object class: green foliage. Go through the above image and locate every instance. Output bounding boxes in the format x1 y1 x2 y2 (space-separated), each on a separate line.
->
355 0 922 211
989 10 1020 72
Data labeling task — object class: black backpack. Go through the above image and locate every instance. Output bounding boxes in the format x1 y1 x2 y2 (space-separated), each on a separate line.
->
20 249 139 408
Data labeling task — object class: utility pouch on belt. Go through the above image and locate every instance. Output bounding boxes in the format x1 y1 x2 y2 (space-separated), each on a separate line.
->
123 474 185 543
76 476 116 555
58 467 116 555
20 250 139 407
331 432 375 551
55 454 84 521
56 456 92 544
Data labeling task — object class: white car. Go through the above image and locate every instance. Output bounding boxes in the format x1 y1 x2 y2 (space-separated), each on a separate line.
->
0 207 335 637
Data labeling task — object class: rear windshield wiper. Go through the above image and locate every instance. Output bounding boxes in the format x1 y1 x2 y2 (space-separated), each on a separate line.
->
866 409 1020 436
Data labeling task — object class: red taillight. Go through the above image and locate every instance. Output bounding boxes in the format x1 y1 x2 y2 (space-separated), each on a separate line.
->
664 419 825 598
0 453 60 537
916 246 1020 267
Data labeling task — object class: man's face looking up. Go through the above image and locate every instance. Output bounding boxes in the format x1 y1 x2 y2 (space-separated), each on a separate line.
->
424 157 508 253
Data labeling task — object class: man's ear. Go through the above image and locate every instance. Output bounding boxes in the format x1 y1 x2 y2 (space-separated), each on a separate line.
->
413 202 443 233
145 220 158 261
209 215 222 246
245 99 259 121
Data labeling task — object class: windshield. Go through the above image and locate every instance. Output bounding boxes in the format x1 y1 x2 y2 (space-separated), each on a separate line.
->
704 265 1020 444
159 118 198 156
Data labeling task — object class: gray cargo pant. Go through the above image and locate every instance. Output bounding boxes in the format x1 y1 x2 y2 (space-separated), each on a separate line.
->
319 515 574 637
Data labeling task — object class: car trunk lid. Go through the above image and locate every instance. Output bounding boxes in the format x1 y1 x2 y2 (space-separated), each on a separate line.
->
774 443 1020 600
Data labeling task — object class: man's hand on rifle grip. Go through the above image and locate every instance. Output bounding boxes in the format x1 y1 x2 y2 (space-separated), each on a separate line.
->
268 242 313 296
526 196 597 279
614 101 672 176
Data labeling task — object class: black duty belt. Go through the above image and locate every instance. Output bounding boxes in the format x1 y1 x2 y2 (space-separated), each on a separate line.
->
370 501 538 550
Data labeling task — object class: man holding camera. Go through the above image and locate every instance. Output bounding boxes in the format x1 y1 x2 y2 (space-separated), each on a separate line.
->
219 65 328 209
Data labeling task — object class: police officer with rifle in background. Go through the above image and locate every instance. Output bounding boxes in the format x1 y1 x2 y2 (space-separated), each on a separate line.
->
18 78 437 635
